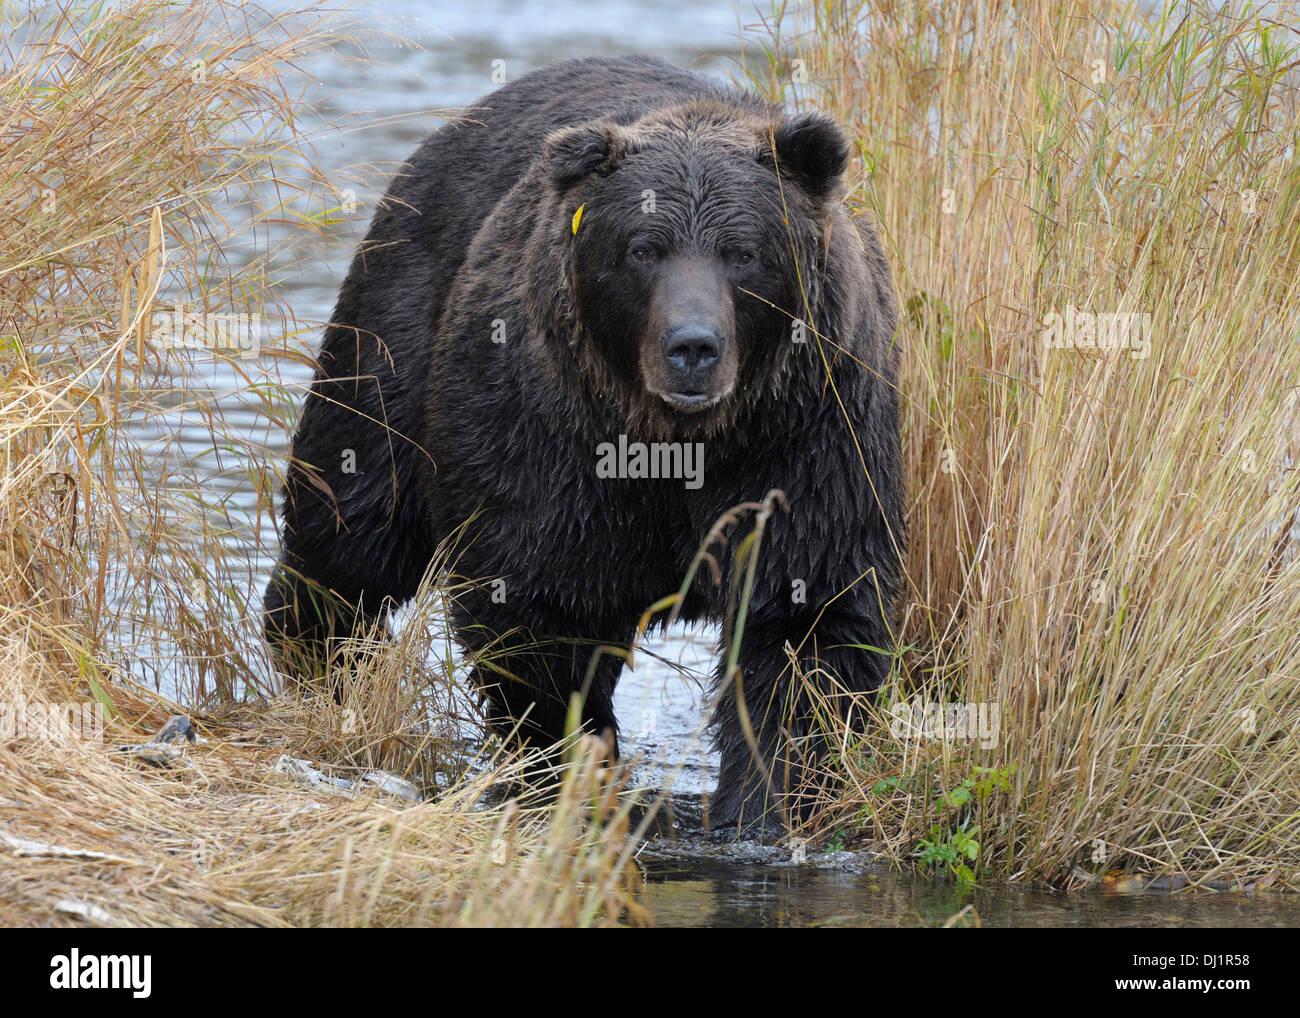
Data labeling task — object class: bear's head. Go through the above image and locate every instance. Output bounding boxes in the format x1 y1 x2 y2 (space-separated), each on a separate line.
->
541 101 853 434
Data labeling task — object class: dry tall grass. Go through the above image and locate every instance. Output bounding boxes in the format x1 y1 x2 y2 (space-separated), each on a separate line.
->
1 0 335 700
773 0 1300 887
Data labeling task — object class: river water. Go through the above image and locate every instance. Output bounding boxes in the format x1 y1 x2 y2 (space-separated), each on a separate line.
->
149 0 1294 927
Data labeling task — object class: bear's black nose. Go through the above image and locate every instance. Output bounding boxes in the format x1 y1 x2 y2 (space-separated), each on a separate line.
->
662 324 722 373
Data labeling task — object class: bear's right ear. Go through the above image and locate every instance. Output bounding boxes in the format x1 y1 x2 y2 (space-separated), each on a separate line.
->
544 121 633 191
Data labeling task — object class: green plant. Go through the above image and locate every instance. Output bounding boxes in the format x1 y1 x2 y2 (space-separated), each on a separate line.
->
917 766 1016 885
917 824 981 886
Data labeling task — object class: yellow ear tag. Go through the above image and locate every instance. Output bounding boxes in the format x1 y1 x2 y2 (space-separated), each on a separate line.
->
571 204 585 235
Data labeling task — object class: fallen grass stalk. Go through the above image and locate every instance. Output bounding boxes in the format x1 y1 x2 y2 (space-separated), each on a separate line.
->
0 634 646 926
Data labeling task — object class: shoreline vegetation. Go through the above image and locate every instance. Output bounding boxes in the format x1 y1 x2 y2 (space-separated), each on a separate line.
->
2 0 1297 926
778 0 1300 891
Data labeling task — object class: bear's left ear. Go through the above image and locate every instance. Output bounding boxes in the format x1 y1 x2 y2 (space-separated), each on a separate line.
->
763 112 850 203
544 121 634 191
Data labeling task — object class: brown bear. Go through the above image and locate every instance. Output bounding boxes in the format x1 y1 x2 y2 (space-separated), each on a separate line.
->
264 54 903 835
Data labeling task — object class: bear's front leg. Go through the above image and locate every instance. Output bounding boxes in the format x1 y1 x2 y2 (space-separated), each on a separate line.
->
709 605 892 837
452 595 631 762
264 559 366 682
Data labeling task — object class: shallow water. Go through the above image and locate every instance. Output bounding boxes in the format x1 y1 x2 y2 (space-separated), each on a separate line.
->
149 0 1295 927
638 839 1300 927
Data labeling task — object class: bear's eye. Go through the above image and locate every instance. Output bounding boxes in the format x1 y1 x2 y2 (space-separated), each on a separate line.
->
629 244 656 264
730 249 757 268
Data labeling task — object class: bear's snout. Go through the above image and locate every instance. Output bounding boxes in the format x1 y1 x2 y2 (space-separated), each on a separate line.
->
644 255 737 412
655 318 731 410
661 323 722 375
